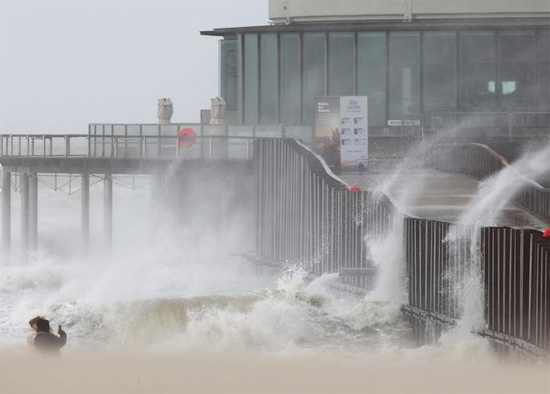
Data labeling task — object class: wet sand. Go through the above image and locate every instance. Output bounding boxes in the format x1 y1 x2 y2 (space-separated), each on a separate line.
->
1 348 549 394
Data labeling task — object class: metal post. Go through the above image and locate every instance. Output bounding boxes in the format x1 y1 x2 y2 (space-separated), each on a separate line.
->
2 170 11 252
29 173 38 251
104 174 113 247
20 173 29 252
81 173 90 249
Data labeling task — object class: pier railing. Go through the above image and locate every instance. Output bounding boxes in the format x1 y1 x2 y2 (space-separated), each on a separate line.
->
254 138 549 355
254 138 394 289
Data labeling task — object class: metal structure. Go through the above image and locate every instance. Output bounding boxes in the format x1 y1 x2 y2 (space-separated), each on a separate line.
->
254 138 393 288
253 138 549 356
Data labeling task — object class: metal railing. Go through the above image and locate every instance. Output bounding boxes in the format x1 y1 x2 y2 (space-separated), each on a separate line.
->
431 111 550 140
0 134 255 161
254 138 394 285
253 138 549 356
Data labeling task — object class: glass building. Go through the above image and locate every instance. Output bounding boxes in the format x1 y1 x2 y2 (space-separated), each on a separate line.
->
203 1 550 135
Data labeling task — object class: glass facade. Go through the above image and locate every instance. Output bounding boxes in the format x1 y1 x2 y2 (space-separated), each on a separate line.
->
498 31 536 112
302 33 326 125
219 38 238 110
358 32 386 126
231 28 549 127
538 31 550 112
243 34 259 124
260 34 278 123
389 32 420 120
328 33 355 96
280 33 301 124
423 32 457 118
459 31 496 111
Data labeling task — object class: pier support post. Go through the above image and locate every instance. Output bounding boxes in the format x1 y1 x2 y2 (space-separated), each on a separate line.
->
20 173 29 252
104 173 112 247
2 170 11 252
81 173 90 249
29 173 38 251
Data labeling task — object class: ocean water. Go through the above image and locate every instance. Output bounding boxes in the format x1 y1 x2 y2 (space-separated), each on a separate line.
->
0 178 412 356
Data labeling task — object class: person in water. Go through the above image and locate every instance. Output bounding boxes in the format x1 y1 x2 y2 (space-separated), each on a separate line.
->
33 318 67 353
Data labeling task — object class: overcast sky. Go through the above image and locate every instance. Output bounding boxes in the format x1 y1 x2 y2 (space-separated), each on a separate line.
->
0 0 266 134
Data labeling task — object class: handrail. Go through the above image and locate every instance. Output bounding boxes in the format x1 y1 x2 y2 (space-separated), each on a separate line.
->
0 134 259 161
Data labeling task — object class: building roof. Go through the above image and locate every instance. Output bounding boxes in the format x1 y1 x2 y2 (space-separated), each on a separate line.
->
201 17 550 37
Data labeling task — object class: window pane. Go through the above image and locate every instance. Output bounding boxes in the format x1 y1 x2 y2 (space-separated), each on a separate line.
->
538 31 550 112
459 31 496 111
358 32 386 126
389 32 420 119
280 33 301 124
303 33 326 125
423 32 457 119
499 31 536 111
328 33 354 96
220 38 238 110
244 34 258 124
260 34 278 123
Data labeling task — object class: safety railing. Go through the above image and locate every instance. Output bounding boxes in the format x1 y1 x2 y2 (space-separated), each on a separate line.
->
431 111 550 140
253 137 549 356
254 138 394 290
0 134 89 158
0 134 254 161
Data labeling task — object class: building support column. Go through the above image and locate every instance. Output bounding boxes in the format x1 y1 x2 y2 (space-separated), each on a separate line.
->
81 173 90 249
20 173 29 252
104 173 112 247
2 170 11 253
29 173 38 251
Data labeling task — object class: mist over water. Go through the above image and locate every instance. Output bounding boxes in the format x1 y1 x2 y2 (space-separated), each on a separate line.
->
1 137 549 393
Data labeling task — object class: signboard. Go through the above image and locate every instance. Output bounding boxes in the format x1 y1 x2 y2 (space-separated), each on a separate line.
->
315 96 368 170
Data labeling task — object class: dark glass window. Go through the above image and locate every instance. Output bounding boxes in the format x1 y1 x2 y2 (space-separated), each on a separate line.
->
243 34 259 124
280 33 301 124
358 32 386 126
389 32 420 119
220 38 237 110
302 33 326 125
498 30 536 112
423 32 457 120
538 31 550 112
328 32 355 96
459 31 496 111
260 34 278 123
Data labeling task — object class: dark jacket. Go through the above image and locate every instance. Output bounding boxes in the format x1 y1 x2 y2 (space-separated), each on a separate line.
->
34 319 67 353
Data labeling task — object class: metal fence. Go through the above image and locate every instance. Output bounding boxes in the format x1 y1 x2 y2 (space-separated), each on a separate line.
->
254 138 393 287
0 123 314 161
431 111 550 140
403 218 549 354
253 138 549 355
480 227 549 354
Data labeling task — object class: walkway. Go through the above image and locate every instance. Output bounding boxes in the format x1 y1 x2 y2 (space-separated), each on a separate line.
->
343 169 547 228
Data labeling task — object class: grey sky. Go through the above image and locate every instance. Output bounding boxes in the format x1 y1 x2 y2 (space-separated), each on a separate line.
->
0 0 266 134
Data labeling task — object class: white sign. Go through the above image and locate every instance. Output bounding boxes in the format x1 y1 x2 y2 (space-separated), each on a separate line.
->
314 96 368 170
339 96 368 169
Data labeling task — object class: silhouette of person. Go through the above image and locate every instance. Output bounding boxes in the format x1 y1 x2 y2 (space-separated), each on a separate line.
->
33 318 67 354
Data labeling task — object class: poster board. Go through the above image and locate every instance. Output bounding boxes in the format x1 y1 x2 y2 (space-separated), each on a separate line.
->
314 96 368 170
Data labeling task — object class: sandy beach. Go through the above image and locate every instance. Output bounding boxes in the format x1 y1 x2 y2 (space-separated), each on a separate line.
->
1 347 549 394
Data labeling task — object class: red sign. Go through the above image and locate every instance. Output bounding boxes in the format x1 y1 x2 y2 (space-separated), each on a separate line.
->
177 127 197 149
